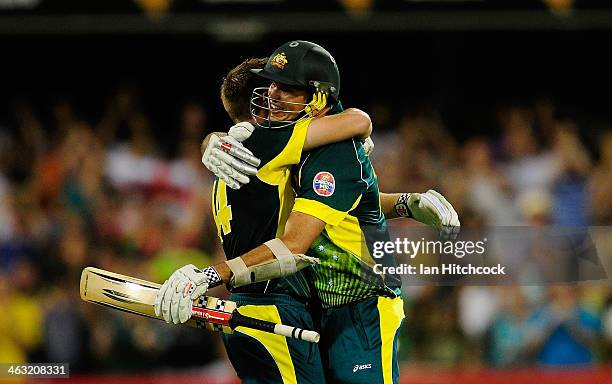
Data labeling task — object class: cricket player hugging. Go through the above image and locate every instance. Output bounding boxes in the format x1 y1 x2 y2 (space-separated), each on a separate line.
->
155 40 459 384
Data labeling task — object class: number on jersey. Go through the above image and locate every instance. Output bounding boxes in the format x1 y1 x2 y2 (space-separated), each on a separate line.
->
213 179 233 237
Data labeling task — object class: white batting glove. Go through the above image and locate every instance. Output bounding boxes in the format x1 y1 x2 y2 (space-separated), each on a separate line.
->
227 121 255 142
154 264 222 324
406 190 460 240
362 137 374 156
202 132 261 190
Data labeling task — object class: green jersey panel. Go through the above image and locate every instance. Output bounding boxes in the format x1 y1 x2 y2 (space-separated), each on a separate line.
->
292 139 401 308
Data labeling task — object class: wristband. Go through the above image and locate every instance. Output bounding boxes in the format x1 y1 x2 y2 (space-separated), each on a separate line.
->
395 193 412 218
201 266 223 288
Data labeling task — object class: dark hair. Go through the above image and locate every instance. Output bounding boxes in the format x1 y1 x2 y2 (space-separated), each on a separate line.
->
220 57 268 123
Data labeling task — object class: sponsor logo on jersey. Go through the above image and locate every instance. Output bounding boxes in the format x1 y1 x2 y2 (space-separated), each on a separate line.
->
313 171 335 197
353 364 372 372
271 52 288 69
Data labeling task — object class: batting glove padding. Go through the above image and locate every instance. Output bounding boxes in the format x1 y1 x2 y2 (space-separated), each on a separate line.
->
408 190 460 240
202 133 260 190
362 137 374 156
154 264 221 324
227 121 256 142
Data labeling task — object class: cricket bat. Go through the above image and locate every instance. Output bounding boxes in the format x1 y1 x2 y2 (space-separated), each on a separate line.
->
80 267 319 343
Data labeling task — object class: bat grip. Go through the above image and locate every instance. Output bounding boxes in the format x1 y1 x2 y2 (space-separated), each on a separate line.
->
273 324 320 343
230 311 320 343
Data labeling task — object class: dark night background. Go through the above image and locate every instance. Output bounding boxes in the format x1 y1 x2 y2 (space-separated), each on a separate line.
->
1 1 611 381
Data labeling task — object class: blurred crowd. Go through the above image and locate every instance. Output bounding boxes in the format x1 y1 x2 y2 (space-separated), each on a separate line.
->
373 100 612 367
0 88 610 375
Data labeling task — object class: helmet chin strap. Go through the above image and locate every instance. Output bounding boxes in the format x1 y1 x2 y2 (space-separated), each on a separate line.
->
250 87 310 129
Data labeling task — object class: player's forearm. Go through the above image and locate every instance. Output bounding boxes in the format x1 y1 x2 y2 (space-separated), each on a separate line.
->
213 211 326 284
380 192 410 220
303 109 372 151
212 239 312 285
213 244 275 283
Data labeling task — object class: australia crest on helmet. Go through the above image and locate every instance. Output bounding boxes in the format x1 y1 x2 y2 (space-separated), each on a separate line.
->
271 52 288 69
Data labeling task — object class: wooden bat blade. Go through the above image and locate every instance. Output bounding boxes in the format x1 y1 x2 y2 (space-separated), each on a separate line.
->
79 267 235 330
79 267 319 343
80 266 161 319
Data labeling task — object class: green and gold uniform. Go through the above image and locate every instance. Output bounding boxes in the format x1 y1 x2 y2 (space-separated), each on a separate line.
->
212 118 325 384
292 138 405 384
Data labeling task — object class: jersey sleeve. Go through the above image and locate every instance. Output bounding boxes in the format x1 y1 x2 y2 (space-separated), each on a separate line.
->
255 117 312 185
293 140 368 226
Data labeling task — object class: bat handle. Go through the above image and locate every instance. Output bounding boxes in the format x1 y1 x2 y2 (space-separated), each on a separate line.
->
230 311 320 343
272 324 320 343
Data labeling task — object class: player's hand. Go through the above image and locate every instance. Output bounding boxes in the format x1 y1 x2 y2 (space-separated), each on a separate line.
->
154 264 217 324
408 190 460 240
202 133 261 190
362 137 374 156
305 91 327 117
